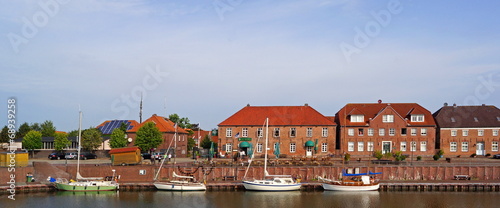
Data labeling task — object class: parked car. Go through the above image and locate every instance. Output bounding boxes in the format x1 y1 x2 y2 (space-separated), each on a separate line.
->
80 152 97 160
152 152 166 160
65 152 78 159
48 152 65 160
141 153 152 159
493 154 500 159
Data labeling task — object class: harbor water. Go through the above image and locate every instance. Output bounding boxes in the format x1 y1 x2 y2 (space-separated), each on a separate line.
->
2 191 500 208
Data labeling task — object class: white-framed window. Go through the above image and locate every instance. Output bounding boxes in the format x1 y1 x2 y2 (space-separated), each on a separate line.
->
368 128 374 136
322 128 328 137
420 141 427 151
257 143 263 153
242 128 248 137
358 128 364 136
450 142 457 152
321 143 328 152
257 128 263 138
367 142 374 152
358 142 364 151
348 142 354 151
463 130 469 136
348 128 354 136
410 141 417 152
290 128 296 137
389 128 395 136
379 128 385 136
421 128 427 136
306 128 313 137
494 129 499 136
383 115 394 123
492 141 498 151
461 142 468 152
226 128 232 137
290 143 296 153
400 142 407 151
451 130 457 137
226 143 232 152
478 129 484 136
274 128 280 137
350 115 364 122
411 128 417 136
411 114 425 122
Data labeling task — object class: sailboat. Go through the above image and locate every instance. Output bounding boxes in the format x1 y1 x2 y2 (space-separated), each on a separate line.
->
318 170 381 191
54 110 119 191
242 118 301 191
153 123 206 191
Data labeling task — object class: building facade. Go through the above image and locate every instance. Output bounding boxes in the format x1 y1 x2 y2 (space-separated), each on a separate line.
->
336 102 437 157
434 104 500 157
218 104 337 158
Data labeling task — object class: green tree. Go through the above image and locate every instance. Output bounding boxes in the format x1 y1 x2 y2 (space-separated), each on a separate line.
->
134 122 162 152
54 132 70 151
41 120 56 137
187 138 196 152
200 135 212 149
30 122 42 132
109 128 127 148
168 113 192 129
81 128 102 151
0 126 9 143
67 130 79 137
23 130 42 157
16 122 31 139
119 122 128 133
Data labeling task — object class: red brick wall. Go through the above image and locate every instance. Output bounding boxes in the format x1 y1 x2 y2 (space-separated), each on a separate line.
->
439 128 500 157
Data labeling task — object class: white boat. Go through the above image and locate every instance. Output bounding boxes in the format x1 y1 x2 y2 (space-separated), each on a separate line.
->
318 170 381 191
242 118 301 191
54 110 119 191
153 123 206 191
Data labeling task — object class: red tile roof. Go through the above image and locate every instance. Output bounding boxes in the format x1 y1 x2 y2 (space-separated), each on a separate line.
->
336 103 436 126
128 114 188 134
219 105 336 126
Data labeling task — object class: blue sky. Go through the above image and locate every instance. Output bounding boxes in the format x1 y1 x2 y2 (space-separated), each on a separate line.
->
1 0 499 132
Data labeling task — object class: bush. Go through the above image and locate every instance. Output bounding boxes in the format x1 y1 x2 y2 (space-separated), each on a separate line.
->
437 149 445 156
433 154 440 161
393 151 407 161
344 153 351 161
383 152 392 160
485 153 491 157
416 156 422 161
373 150 383 160
470 153 477 158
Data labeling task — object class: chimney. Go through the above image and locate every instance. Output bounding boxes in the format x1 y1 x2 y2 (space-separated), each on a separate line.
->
305 103 309 106
444 102 448 106
453 103 457 107
378 99 382 104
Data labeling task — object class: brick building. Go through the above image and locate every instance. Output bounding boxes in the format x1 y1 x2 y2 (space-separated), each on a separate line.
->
127 114 189 157
433 104 500 157
218 104 336 158
336 102 437 157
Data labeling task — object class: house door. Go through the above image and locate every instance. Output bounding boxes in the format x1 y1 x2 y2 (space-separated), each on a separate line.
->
476 142 485 156
306 146 313 157
382 141 391 154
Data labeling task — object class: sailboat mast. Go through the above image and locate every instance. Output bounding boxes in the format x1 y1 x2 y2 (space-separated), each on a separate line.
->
77 110 82 177
174 123 177 164
263 118 268 177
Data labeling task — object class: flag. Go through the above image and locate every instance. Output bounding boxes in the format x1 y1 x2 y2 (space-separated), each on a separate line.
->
234 132 240 138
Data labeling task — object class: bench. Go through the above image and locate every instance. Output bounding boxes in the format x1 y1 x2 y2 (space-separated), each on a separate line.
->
223 176 236 181
454 175 470 180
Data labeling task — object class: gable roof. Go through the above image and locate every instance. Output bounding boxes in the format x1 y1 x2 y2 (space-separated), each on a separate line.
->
433 105 500 128
218 105 336 126
336 103 436 126
128 114 188 134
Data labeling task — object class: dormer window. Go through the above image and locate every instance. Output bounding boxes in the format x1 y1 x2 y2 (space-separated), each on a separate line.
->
497 117 500 121
474 117 479 122
411 114 424 122
350 115 364 122
451 117 456 122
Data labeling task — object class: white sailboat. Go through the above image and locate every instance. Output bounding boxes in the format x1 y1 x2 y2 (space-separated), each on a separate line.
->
242 118 301 191
153 123 206 191
55 110 119 191
318 170 381 191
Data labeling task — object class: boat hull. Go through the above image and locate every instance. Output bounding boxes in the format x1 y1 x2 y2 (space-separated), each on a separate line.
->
322 183 379 191
154 182 206 191
55 182 118 192
242 181 301 191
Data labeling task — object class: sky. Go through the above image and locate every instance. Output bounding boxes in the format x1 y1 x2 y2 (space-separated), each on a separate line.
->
1 0 499 132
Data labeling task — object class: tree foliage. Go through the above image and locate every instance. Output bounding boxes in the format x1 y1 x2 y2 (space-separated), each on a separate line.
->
134 122 162 152
200 135 212 149
23 130 42 157
0 126 9 143
168 113 192 129
187 137 196 151
67 130 79 137
41 120 56 137
373 150 383 160
109 128 127 148
30 123 42 132
16 122 31 139
54 132 71 151
81 128 102 151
